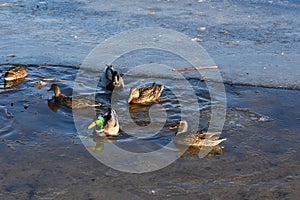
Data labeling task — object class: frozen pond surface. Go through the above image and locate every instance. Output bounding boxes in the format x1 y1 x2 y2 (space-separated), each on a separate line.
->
0 0 299 89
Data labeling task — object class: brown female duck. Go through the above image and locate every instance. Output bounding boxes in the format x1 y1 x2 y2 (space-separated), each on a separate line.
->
48 84 100 109
127 82 164 104
174 120 226 148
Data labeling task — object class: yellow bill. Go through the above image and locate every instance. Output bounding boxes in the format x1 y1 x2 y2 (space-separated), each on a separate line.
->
88 121 97 129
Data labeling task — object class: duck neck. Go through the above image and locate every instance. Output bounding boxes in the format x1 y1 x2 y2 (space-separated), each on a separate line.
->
54 87 61 97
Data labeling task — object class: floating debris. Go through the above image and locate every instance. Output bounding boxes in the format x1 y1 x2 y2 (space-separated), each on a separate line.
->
0 3 12 7
197 27 206 32
172 65 218 71
23 104 29 110
36 81 48 88
7 54 16 57
191 37 202 42
218 30 230 35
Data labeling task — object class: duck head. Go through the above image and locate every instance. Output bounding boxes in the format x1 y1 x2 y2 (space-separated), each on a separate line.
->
156 84 164 94
127 87 140 103
112 71 122 87
48 84 61 97
88 115 105 130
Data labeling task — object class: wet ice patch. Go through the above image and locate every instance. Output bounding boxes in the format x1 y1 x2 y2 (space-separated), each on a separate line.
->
224 107 273 130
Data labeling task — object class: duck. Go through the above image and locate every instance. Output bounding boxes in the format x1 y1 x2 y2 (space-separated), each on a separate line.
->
127 82 164 104
4 66 28 81
88 109 120 136
101 65 124 90
4 66 28 88
48 84 100 109
173 120 226 148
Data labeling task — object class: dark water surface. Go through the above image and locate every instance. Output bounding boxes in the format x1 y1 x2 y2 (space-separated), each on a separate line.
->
0 65 299 199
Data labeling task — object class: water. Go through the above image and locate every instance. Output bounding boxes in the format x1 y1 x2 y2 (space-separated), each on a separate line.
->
0 64 299 198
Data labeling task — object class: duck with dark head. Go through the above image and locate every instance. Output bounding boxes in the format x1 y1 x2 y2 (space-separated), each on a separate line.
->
101 65 124 91
88 109 120 137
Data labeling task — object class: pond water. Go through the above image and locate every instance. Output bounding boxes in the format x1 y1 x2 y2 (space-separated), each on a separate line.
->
0 64 299 199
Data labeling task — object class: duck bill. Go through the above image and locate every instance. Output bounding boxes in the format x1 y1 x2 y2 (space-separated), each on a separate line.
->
88 121 97 129
127 96 133 103
113 75 119 83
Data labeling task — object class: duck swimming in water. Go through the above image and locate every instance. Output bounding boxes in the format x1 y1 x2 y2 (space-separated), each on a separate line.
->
4 66 28 81
173 120 226 148
4 66 28 88
101 65 124 90
48 84 100 109
88 109 120 136
127 82 164 104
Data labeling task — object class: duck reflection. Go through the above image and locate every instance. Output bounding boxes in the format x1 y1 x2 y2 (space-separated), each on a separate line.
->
47 99 61 112
128 103 152 126
87 132 116 153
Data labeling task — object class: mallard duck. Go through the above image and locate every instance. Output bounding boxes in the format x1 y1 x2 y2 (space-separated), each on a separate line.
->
173 120 226 148
127 82 164 104
48 84 100 109
101 65 124 90
88 109 120 136
4 66 28 81
4 66 28 88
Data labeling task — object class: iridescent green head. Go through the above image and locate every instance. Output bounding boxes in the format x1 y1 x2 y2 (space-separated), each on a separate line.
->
95 115 105 129
88 114 105 130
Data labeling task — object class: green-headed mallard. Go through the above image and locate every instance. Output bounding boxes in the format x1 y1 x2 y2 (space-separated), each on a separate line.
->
48 84 100 109
173 120 226 148
127 82 164 104
88 109 120 136
101 65 124 90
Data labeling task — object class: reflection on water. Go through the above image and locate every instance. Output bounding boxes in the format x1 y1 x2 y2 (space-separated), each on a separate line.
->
47 99 60 112
178 145 226 158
